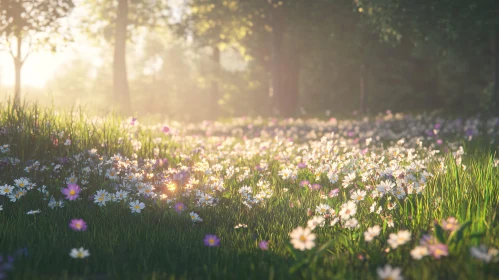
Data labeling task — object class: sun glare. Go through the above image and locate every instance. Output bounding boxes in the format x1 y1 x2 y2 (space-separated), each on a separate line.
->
0 52 62 88
167 182 176 191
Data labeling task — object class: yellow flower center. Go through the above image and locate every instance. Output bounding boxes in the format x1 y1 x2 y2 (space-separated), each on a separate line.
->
299 235 307 242
70 190 75 195
134 205 140 209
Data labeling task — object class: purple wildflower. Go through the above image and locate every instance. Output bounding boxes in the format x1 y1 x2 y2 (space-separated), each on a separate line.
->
259 240 269 251
310 184 321 191
300 180 310 188
420 234 438 247
419 234 448 259
441 217 459 231
428 243 449 259
465 128 475 137
329 188 340 198
174 202 186 213
69 219 87 231
57 157 69 165
61 184 81 201
204 234 220 247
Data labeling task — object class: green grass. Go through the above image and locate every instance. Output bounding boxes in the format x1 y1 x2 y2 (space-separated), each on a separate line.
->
0 104 498 280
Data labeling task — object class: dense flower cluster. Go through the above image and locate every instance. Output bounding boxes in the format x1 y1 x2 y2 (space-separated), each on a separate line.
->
0 112 498 278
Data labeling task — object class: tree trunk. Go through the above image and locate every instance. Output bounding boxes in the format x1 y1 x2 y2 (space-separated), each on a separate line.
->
210 46 220 119
359 64 365 115
360 30 375 116
269 3 300 118
14 60 21 105
281 49 300 117
13 34 22 106
494 25 499 114
113 0 132 115
270 2 284 116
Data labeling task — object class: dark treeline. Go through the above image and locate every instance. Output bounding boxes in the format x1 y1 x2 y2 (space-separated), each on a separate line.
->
1 0 498 120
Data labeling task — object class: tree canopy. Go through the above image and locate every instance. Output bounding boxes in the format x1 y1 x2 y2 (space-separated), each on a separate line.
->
0 0 74 104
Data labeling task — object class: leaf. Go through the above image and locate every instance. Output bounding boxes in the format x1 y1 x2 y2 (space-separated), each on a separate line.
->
468 232 486 241
447 220 471 244
286 244 298 260
434 220 446 244
314 240 333 257
288 259 309 275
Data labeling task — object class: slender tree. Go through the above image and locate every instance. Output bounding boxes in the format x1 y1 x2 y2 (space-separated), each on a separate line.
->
83 0 169 115
0 0 73 105
113 0 131 114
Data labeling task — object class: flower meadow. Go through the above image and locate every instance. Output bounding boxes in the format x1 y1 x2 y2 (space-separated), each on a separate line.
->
0 105 499 279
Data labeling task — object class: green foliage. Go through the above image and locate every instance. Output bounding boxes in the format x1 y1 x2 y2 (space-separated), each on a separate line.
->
81 0 169 44
0 0 74 50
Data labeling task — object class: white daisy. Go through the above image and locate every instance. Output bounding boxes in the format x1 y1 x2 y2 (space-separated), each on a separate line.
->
27 209 41 215
307 216 325 230
350 190 367 202
376 180 395 195
129 200 145 213
234 223 248 229
315 203 331 216
377 264 403 280
339 201 357 220
189 212 203 222
387 230 411 249
14 177 30 188
289 226 316 251
364 225 381 242
344 218 359 229
410 246 429 260
115 190 129 201
470 245 499 263
70 247 90 259
0 184 14 195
